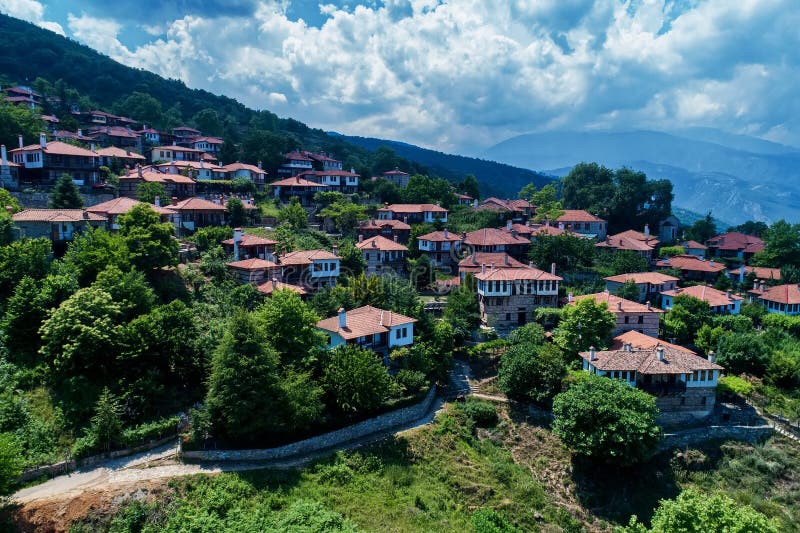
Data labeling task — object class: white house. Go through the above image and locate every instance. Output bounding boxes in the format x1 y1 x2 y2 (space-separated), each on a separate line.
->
661 285 742 315
316 306 416 354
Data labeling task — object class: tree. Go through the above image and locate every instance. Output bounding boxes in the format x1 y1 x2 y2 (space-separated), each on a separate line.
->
323 345 392 414
402 174 456 208
199 245 229 280
444 274 481 342
63 226 130 285
205 311 285 442
50 173 83 209
554 298 616 355
89 387 123 451
372 179 402 204
337 239 366 277
240 129 299 171
255 289 324 367
0 187 21 213
459 174 480 200
498 343 566 405
552 374 660 465
226 197 247 227
624 489 778 533
529 233 595 274
663 294 713 346
609 250 649 275
136 181 166 204
92 265 156 320
277 197 308 229
614 280 642 302
0 237 52 298
0 99 44 150
687 212 716 243
753 219 800 267
114 92 164 128
118 204 178 270
530 183 564 222
729 220 769 237
716 332 769 376
408 253 434 291
192 108 223 136
561 163 614 214
0 432 23 495
321 200 368 234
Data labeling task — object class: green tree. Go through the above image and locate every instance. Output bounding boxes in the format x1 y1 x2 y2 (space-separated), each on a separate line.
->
530 183 564 222
255 289 324 367
402 174 456 208
659 245 686 257
0 187 21 213
89 387 123 451
0 99 44 150
50 173 83 209
337 239 366 277
114 92 164 128
321 200 368 234
226 197 247 227
118 204 178 270
687 212 717 243
240 129 299 171
372 179 402 204
408 253 434 291
136 181 166 204
205 311 285 442
199 245 229 280
554 298 616 355
0 432 23 495
192 108 224 136
561 162 614 214
614 280 642 302
92 265 156 320
63 226 130 285
323 345 392 414
0 237 52 298
498 343 565 405
529 233 595 274
459 174 480 200
444 274 481 342
753 219 800 267
663 294 712 346
552 374 660 465
624 489 778 533
277 197 308 229
729 220 769 237
716 332 769 376
608 250 649 275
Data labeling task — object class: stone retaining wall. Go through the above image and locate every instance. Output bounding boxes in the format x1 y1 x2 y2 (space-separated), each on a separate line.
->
18 434 178 482
660 424 774 451
182 385 437 462
11 191 114 208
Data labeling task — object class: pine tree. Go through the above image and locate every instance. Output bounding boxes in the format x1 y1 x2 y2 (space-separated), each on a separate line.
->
50 173 83 209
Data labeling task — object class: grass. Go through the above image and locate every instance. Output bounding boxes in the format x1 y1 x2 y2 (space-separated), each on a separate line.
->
50 403 800 532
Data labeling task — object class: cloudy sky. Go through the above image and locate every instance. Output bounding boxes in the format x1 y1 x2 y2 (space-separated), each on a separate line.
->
1 0 798 154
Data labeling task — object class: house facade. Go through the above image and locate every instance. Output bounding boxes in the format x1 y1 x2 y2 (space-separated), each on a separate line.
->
377 203 448 224
12 209 106 244
463 225 531 262
573 292 663 337
417 229 464 271
555 210 607 240
270 176 328 206
356 219 411 244
381 169 411 188
604 272 679 303
475 265 561 330
654 254 726 282
317 306 416 354
661 285 742 315
10 136 99 187
278 249 340 290
581 344 723 425
356 235 408 276
748 283 800 315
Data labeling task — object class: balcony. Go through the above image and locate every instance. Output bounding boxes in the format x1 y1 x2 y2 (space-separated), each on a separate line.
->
638 381 687 396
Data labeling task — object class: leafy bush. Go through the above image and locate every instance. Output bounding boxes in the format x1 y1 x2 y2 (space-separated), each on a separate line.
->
394 369 427 395
717 375 754 398
471 508 519 533
498 343 566 405
121 416 180 447
455 398 498 427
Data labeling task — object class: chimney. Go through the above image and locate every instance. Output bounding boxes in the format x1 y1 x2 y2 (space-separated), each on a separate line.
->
137 165 143 178
83 211 89 220
708 351 716 363
332 245 338 256
754 279 760 291
472 250 477 265
568 292 573 303
646 301 652 310
0 145 6 167
90 142 95 152
558 221 565 230
78 129 83 137
739 265 745 284
444 228 449 238
358 234 364 243
589 346 597 361
617 301 623 311
657 347 665 362
550 262 556 276
506 219 512 231
272 277 278 290
644 223 650 237
709 260 715 267
623 342 632 352
233 227 243 261
338 307 347 329
481 264 486 274
18 134 23 149
393 235 398 242
504 254 510 266
258 160 262 169
154 195 161 207
760 282 765 292
39 132 47 148
171 196 178 206
726 290 731 299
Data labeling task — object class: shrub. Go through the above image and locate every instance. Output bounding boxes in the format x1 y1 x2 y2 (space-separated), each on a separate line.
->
471 508 519 533
121 416 180 447
717 375 754 398
498 343 566 405
394 369 427 395
456 398 498 427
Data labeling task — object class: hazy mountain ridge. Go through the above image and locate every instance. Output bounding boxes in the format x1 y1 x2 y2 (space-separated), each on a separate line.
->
485 130 800 224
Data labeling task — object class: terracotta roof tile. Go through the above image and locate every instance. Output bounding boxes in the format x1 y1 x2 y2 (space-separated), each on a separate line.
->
556 210 605 223
377 203 448 214
316 305 416 340
221 234 278 247
749 284 800 305
604 272 679 284
611 331 696 354
12 209 106 223
356 235 408 252
463 228 531 246
661 285 742 307
573 292 664 313
580 345 722 374
256 279 307 295
226 258 279 270
475 265 561 282
654 255 726 273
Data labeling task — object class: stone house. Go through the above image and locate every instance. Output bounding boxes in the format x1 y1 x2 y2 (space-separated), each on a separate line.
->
654 254 726 283
706 232 764 260
474 265 561 330
356 218 411 244
225 258 282 285
12 209 106 244
580 344 723 425
604 272 679 303
555 210 607 240
356 235 408 277
748 283 800 316
661 285 742 315
269 176 329 206
417 229 464 271
595 228 659 261
462 224 531 262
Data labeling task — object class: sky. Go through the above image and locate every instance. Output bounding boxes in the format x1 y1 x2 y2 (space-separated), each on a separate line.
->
1 0 799 155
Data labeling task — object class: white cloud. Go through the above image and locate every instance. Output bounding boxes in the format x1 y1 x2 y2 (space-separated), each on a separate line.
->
0 0 64 35
58 0 800 151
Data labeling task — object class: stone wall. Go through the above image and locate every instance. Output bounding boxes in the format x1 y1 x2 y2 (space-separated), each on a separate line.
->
11 191 114 208
659 424 774 451
182 385 437 462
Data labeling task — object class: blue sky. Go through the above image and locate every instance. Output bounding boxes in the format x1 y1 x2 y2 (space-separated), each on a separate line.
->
1 0 799 154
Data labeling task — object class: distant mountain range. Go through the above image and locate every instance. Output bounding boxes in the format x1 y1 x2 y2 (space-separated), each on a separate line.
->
333 134 553 197
483 130 800 225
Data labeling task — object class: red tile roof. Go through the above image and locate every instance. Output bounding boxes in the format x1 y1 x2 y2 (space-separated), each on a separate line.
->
222 162 265 174
661 285 742 307
706 232 764 253
596 233 657 252
729 266 781 280
459 252 527 271
463 228 530 247
749 284 800 305
226 258 280 270
611 331 696 354
683 240 707 250
556 210 605 223
580 345 722 374
221 234 277 247
477 197 533 212
475 265 561 282
356 235 408 252
377 203 448 214
654 255 726 273
284 151 314 162
86 197 173 216
94 146 146 159
573 292 664 313
604 272 680 284
256 279 307 296
150 145 203 153
358 219 411 231
270 176 327 187
418 230 463 242
279 249 339 265
12 209 106 223
316 305 416 340
11 140 96 158
529 224 566 237
382 170 409 176
170 198 227 211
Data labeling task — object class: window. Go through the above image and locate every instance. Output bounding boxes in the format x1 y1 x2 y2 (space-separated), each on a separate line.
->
396 329 402 339
638 315 644 324
505 313 511 321
624 316 630 324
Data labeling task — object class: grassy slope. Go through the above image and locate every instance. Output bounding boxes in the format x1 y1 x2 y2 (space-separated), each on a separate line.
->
56 402 800 533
